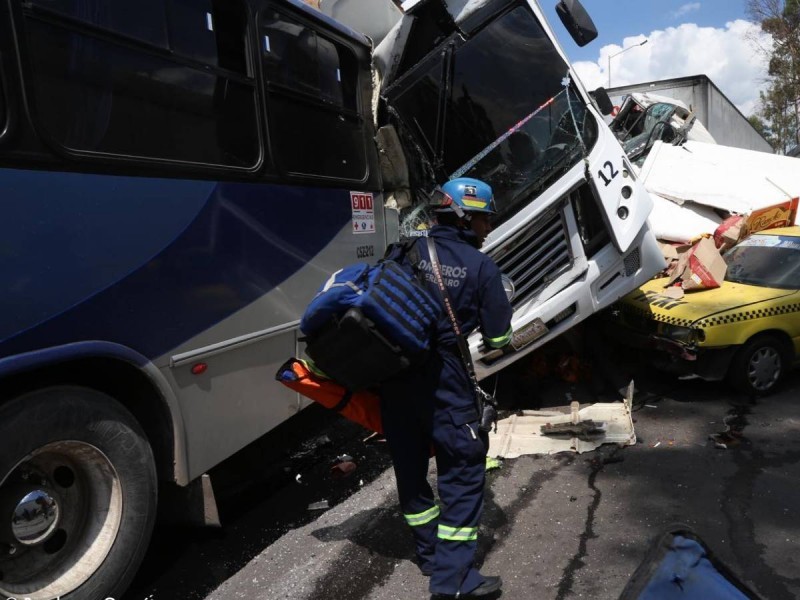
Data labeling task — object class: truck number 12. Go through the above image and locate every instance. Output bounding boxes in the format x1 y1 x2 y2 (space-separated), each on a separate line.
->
597 161 619 187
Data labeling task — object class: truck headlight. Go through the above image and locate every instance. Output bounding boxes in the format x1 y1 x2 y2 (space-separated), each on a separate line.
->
501 274 515 302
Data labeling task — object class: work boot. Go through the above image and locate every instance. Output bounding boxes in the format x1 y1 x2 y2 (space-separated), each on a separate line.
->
431 576 502 599
415 559 434 577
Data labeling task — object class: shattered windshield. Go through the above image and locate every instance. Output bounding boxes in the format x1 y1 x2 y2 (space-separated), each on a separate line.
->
725 235 800 289
621 102 677 161
388 5 597 227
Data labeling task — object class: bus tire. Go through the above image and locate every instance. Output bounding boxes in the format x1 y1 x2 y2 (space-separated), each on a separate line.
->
0 386 157 600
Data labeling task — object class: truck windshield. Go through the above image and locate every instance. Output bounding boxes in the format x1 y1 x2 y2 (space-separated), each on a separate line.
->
389 5 597 226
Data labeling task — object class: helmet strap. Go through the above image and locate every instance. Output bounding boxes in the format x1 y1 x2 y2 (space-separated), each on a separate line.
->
452 204 470 221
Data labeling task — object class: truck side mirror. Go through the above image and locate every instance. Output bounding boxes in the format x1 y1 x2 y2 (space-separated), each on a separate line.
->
556 0 598 47
590 87 614 116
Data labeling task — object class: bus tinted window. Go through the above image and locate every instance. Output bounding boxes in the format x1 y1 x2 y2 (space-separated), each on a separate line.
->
260 10 365 179
0 79 5 134
168 0 249 75
270 95 365 179
29 0 169 48
260 10 357 110
25 19 259 168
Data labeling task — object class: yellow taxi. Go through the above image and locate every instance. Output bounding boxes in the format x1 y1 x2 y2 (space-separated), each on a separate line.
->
611 226 800 395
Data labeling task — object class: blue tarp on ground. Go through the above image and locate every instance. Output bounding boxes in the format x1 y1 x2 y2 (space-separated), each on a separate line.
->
637 536 748 599
620 527 761 600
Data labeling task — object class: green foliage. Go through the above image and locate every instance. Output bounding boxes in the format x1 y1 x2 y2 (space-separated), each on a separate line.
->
748 114 775 146
748 0 800 153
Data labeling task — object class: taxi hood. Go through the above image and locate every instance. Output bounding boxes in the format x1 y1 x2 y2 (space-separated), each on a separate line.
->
622 277 796 326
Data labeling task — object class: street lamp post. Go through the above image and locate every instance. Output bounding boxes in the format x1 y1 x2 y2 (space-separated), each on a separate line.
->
608 39 648 89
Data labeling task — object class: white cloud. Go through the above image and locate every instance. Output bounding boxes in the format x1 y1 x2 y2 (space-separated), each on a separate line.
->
573 20 773 116
671 3 701 19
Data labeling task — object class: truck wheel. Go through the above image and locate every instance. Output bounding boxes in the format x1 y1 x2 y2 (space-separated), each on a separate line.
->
727 335 788 396
0 386 157 600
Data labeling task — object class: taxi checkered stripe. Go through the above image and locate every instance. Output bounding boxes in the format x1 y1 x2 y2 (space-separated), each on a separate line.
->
697 303 800 327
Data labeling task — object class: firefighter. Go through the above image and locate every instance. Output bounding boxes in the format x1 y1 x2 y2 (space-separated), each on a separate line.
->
380 177 513 598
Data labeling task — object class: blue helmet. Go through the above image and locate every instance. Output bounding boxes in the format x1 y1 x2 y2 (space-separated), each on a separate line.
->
432 177 496 216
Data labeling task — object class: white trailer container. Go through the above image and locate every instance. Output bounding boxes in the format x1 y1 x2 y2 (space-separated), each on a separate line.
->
608 74 773 154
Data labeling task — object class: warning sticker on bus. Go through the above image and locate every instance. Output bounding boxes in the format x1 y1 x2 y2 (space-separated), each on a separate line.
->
351 192 375 235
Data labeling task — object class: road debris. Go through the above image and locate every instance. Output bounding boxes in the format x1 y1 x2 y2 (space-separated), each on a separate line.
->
362 432 386 444
330 455 357 478
709 407 749 449
488 385 636 458
541 419 606 439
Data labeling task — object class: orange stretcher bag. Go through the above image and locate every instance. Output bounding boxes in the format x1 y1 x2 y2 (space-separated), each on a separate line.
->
275 358 383 433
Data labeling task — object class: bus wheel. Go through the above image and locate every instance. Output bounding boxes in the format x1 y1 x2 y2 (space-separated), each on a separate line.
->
0 386 157 600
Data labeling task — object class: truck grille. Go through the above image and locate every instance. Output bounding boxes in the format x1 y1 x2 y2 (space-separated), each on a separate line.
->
492 209 572 308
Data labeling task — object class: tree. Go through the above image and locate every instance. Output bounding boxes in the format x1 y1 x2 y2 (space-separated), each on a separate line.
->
748 114 777 149
760 87 795 151
748 0 800 152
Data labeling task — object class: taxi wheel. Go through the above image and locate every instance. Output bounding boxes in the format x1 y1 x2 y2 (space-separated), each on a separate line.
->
727 334 788 396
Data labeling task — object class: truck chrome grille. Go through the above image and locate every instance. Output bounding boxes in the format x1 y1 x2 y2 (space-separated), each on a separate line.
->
492 210 572 308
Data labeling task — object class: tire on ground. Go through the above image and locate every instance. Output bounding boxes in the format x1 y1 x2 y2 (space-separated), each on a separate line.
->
0 386 157 600
726 334 790 396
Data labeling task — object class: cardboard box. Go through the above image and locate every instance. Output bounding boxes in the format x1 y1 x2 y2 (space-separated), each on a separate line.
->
742 197 798 238
666 236 727 291
713 215 745 253
657 240 690 278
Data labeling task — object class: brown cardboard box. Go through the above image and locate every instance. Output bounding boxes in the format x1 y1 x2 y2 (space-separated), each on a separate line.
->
657 241 690 278
713 215 745 253
742 197 799 238
666 236 727 291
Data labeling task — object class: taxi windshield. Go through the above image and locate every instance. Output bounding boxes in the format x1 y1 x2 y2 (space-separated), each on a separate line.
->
725 235 800 289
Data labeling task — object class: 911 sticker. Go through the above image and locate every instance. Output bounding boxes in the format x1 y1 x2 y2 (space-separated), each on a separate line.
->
351 192 375 235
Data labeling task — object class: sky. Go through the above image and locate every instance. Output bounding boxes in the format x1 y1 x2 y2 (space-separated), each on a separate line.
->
541 0 773 116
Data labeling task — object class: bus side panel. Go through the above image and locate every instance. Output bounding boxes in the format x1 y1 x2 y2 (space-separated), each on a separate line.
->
1 169 355 358
1 168 386 477
165 327 300 480
158 215 387 480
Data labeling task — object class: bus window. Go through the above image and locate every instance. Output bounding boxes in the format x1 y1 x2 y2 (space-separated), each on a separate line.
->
168 0 250 75
260 9 365 179
28 0 169 48
0 78 5 135
261 11 357 110
23 14 259 168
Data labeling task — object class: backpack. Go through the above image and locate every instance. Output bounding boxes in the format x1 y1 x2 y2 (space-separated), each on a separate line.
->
299 241 440 390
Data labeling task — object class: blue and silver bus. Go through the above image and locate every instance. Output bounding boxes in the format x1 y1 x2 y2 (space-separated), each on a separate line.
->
0 0 662 598
0 1 386 598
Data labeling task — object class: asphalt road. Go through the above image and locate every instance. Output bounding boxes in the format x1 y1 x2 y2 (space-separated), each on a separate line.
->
124 364 800 600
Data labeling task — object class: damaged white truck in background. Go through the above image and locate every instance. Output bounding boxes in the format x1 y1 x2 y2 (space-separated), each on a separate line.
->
608 74 774 158
604 74 800 246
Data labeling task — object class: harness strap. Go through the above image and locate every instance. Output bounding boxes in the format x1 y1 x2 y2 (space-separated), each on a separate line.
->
426 237 483 417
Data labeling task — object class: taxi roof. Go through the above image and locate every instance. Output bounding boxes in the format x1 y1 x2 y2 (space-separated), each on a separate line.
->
753 225 800 237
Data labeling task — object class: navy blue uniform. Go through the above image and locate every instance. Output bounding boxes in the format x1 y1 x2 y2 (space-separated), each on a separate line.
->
380 224 512 596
